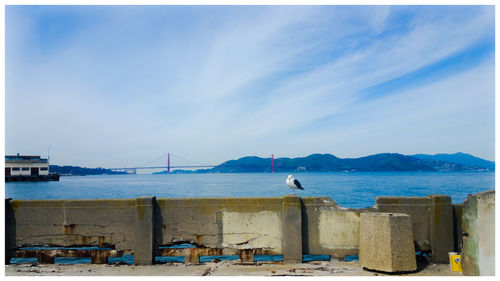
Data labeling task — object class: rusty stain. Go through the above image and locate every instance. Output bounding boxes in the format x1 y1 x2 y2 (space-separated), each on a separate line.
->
187 248 200 264
80 236 88 245
98 236 105 246
194 234 202 244
16 248 124 264
136 203 147 220
64 224 76 235
158 246 223 257
90 251 109 264
239 249 255 262
38 252 55 264
156 243 275 265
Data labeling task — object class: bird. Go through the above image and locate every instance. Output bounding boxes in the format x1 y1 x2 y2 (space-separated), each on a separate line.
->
286 174 304 194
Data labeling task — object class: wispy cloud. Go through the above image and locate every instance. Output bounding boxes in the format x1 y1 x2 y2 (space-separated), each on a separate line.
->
5 5 495 167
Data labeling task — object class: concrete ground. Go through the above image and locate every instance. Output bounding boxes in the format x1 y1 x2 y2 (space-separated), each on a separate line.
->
5 260 463 276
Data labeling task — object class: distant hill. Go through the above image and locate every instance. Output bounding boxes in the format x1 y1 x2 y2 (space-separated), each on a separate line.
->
50 165 126 176
59 152 494 175
411 153 495 171
167 153 494 173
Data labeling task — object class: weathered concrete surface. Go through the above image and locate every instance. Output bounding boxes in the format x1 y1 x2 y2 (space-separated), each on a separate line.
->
359 213 416 273
462 190 495 276
134 196 155 265
4 261 463 276
6 194 466 268
221 210 282 250
155 197 284 254
429 195 454 263
282 195 302 262
7 199 137 252
301 197 360 259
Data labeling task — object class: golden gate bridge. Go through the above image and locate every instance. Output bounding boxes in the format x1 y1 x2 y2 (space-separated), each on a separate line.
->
109 153 275 174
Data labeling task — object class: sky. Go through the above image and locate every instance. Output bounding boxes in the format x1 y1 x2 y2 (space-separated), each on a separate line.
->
5 5 496 168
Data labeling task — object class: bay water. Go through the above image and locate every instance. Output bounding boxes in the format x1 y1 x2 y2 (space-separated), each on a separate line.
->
6 171 495 209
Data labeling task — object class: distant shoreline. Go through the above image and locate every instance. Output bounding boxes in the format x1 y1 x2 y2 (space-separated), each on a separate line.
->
49 152 494 176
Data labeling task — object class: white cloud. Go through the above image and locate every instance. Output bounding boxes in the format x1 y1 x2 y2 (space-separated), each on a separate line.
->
5 6 495 167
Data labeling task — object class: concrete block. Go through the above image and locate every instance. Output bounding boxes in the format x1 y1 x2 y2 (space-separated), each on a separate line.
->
359 212 416 273
462 190 495 276
282 195 302 263
429 195 454 263
134 196 155 265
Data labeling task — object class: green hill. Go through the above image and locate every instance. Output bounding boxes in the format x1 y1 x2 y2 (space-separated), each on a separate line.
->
411 153 494 170
198 153 494 173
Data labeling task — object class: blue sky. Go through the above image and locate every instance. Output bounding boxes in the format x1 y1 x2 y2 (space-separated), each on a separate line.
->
5 5 495 168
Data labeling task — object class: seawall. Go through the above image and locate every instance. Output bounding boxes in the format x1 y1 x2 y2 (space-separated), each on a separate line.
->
5 192 494 275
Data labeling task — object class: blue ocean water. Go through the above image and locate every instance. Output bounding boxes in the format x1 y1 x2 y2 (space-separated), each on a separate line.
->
6 171 494 265
5 171 494 209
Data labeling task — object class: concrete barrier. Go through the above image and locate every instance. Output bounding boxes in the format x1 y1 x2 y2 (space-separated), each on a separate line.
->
462 190 495 276
5 192 484 266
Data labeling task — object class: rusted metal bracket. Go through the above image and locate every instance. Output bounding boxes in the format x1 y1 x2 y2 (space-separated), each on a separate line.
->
156 247 277 265
15 249 124 264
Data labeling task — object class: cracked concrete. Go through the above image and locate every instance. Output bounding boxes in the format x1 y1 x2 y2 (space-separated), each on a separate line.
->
5 260 463 276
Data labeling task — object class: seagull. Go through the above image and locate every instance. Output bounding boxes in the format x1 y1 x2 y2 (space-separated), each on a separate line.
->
286 175 304 194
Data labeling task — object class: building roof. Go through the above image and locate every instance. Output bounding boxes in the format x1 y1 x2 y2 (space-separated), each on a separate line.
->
5 155 48 164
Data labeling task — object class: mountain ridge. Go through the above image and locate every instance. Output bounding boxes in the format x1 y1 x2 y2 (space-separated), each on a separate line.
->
411 152 494 170
164 152 494 174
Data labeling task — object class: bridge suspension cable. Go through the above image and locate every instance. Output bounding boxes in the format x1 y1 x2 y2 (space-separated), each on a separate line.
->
109 153 276 172
169 153 213 166
135 152 215 169
137 152 170 167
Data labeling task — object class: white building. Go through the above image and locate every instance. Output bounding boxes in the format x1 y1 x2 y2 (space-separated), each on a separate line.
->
5 154 50 177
